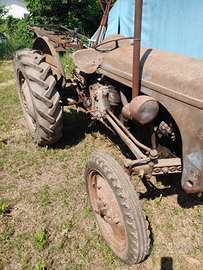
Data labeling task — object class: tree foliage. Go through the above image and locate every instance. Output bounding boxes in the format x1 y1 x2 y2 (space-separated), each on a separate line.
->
0 0 117 59
0 5 8 24
27 0 104 36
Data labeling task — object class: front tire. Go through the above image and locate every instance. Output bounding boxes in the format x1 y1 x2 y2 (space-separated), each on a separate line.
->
84 152 150 264
13 48 63 146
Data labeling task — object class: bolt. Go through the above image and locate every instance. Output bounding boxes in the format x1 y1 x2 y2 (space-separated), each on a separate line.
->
95 208 100 215
150 149 158 159
96 198 101 204
154 168 160 173
102 198 107 206
113 218 120 224
177 166 182 171
106 211 111 218
162 167 169 174
169 166 176 172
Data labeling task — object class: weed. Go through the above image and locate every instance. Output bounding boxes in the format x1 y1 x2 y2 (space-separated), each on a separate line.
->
36 260 45 270
0 204 5 215
31 227 48 251
154 194 162 207
21 250 31 265
40 145 49 158
34 185 51 208
173 206 181 214
58 235 68 250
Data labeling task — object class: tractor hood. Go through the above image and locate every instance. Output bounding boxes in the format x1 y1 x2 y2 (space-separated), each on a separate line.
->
99 45 203 109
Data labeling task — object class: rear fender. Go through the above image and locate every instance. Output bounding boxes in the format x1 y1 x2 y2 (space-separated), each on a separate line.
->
33 36 66 88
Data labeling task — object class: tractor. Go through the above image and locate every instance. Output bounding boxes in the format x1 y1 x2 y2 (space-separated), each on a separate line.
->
13 0 203 265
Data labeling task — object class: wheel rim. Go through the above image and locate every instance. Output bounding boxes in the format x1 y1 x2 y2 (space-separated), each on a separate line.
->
88 170 127 251
18 70 36 132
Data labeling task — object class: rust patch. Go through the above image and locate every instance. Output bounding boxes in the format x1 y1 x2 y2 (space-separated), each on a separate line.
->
182 152 203 193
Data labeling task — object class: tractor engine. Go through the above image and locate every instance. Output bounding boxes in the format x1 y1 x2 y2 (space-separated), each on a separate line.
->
87 82 121 121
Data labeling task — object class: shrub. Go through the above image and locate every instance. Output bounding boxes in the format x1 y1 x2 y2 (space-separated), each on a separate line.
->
0 17 35 60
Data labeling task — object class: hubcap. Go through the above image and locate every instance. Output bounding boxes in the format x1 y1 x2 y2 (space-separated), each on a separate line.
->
88 170 126 251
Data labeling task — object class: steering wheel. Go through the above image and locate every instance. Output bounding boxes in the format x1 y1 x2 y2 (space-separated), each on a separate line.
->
95 36 134 52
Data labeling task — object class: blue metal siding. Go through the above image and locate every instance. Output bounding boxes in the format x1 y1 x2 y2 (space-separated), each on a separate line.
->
92 0 203 59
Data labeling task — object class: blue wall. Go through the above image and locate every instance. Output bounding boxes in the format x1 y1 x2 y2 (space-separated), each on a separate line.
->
93 0 203 59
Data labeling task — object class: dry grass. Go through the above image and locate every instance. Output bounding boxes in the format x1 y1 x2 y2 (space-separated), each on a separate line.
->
0 59 202 270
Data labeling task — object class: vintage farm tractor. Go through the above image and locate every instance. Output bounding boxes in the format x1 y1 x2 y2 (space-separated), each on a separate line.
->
13 0 203 265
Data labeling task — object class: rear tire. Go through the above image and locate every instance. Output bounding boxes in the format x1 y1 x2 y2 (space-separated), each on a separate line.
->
13 48 63 146
84 152 150 264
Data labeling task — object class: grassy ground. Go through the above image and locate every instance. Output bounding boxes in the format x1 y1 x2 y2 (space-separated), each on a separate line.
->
0 59 202 270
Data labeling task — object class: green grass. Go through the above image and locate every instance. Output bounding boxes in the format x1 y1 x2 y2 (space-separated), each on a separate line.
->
0 58 202 270
59 52 77 78
0 204 5 214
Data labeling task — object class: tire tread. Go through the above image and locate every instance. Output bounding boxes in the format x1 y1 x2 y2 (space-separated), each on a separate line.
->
13 48 63 145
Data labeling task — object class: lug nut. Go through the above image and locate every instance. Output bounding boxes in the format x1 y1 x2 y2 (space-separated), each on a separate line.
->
113 218 120 224
97 198 101 204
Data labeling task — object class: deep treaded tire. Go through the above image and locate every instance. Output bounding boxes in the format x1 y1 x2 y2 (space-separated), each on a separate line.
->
84 152 150 265
13 48 63 146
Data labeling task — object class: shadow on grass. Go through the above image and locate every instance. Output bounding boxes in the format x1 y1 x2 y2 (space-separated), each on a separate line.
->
52 107 133 158
161 257 173 270
53 108 92 149
140 173 203 208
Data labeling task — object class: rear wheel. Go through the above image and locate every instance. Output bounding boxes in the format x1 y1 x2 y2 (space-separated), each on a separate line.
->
84 152 150 264
13 48 63 146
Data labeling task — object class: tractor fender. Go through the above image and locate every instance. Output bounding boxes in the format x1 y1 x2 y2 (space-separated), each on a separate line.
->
33 36 66 88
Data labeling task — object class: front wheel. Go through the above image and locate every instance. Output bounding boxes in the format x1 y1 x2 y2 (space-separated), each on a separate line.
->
13 48 63 146
84 152 150 264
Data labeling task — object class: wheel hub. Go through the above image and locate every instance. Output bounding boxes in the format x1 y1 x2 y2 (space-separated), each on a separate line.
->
89 172 126 251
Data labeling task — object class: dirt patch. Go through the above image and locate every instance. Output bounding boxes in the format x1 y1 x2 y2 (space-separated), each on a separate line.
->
0 79 15 89
4 61 13 71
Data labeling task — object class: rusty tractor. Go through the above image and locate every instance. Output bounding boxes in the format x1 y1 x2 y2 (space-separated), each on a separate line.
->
13 4 203 266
